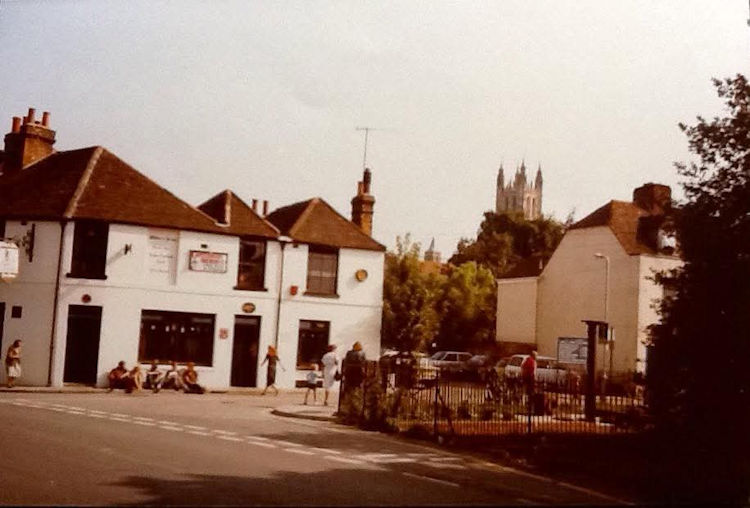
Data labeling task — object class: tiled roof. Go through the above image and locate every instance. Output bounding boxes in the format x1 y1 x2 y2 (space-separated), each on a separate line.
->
198 190 279 238
569 200 657 255
0 147 239 234
266 198 385 252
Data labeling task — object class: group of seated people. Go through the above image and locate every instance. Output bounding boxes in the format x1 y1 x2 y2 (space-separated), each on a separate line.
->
108 360 205 394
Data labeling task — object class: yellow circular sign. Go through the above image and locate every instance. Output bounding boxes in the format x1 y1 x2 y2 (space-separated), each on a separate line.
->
355 269 368 282
242 302 256 313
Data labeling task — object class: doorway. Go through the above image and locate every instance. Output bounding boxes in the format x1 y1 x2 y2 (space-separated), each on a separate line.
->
231 315 260 387
0 303 5 348
63 305 102 384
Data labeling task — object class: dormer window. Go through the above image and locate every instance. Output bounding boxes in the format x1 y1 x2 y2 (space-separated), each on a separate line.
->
306 246 338 296
236 238 266 290
68 220 108 279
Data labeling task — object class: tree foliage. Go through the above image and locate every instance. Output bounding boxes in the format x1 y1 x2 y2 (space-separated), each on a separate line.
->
649 75 750 503
381 235 442 352
434 262 496 351
449 211 566 278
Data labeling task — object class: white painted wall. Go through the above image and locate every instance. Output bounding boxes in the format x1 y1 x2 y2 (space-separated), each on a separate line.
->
1 219 383 389
496 277 537 344
0 220 62 386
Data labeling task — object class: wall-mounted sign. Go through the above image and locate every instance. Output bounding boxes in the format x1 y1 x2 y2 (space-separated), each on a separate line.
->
0 241 19 277
81 294 92 303
189 250 228 273
219 328 229 339
557 337 588 364
355 269 368 282
290 285 299 295
242 302 256 314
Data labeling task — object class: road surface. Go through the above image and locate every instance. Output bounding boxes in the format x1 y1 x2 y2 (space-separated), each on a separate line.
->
0 392 623 505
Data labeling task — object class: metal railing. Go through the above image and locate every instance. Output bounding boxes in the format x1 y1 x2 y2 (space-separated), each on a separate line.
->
338 360 649 438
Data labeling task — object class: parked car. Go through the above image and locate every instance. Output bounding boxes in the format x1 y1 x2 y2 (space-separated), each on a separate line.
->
504 354 571 386
464 354 493 382
428 351 473 371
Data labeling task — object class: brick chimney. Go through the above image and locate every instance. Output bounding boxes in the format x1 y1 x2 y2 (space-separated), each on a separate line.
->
633 183 671 215
351 168 375 236
2 107 56 175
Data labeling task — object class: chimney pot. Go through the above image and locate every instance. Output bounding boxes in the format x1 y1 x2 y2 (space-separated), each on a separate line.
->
27 108 35 124
42 112 50 127
11 117 21 133
251 199 258 212
262 200 268 216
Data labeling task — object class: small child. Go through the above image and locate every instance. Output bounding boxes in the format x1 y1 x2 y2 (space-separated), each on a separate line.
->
303 364 320 405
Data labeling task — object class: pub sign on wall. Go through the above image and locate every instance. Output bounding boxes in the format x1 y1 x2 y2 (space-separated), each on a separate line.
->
189 250 228 273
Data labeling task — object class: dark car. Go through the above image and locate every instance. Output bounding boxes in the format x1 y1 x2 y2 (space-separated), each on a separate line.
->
464 354 493 382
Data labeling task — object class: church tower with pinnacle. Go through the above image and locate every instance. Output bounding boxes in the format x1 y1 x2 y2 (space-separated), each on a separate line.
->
495 161 543 220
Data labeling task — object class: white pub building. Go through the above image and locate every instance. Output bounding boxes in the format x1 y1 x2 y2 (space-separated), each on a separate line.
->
0 108 385 389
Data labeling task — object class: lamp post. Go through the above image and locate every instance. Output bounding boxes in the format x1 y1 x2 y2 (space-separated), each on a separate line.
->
594 253 610 396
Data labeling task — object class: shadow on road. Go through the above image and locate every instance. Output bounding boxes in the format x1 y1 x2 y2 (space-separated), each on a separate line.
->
113 469 471 506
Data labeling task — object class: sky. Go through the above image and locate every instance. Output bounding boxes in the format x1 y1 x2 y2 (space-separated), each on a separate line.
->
1 0 749 257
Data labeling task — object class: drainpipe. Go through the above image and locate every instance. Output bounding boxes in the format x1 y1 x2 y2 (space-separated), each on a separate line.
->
47 221 67 386
273 236 293 350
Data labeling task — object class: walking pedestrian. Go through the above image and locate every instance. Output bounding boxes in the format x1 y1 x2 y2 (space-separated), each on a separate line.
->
261 346 284 395
303 364 319 405
321 344 339 406
5 339 22 388
521 351 538 412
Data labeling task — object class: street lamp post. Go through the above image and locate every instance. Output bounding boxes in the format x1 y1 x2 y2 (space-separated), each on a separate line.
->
594 253 610 395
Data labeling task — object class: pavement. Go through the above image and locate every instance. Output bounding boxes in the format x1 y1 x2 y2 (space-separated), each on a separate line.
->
0 384 339 420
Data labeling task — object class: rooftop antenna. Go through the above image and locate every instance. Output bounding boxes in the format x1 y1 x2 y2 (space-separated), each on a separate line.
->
355 126 380 170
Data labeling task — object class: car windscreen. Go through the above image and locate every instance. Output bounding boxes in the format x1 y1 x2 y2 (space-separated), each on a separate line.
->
430 352 447 361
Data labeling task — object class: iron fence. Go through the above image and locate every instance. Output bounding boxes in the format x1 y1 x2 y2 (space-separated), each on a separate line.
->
338 359 649 438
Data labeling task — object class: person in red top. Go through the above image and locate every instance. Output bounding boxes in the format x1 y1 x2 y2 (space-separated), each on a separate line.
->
521 351 538 389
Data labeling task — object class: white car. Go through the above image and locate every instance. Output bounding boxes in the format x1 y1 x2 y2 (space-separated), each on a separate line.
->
504 354 570 385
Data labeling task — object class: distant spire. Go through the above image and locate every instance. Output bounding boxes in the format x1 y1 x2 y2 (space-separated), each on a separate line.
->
497 164 504 187
428 237 435 251
535 163 543 185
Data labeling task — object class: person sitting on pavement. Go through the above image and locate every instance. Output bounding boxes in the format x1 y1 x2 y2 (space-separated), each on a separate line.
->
181 362 205 394
144 360 164 392
124 365 143 394
303 363 320 405
108 361 129 391
159 361 183 391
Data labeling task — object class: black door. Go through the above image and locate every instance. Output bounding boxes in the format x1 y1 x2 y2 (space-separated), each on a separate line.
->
63 305 102 384
231 316 260 387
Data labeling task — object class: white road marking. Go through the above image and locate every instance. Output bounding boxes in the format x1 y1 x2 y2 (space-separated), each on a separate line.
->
89 414 106 419
158 420 178 426
212 430 237 436
357 453 415 464
310 447 341 455
217 436 243 442
428 456 462 462
247 435 270 442
423 461 467 470
133 417 154 422
89 410 106 415
159 426 183 432
245 440 276 448
134 421 156 427
285 448 315 456
402 472 460 488
187 430 211 436
109 417 131 423
323 455 365 465
184 425 208 431
110 413 128 418
65 410 85 415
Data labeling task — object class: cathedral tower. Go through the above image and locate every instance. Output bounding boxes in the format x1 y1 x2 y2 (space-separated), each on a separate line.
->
495 161 543 220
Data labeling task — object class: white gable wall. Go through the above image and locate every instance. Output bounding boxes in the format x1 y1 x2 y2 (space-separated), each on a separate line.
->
536 227 641 373
496 276 537 344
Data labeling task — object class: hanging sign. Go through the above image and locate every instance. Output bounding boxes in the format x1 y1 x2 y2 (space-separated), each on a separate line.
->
0 241 19 277
189 251 228 273
557 337 588 364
